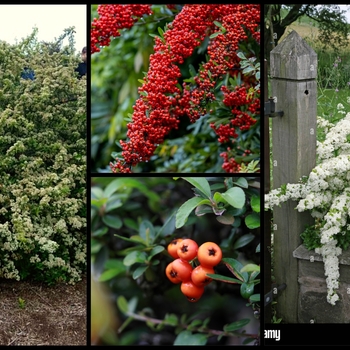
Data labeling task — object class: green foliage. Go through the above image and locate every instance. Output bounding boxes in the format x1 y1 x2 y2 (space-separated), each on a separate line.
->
91 176 260 345
0 29 86 284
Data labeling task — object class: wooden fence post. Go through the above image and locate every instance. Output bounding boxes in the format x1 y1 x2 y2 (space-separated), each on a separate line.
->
269 30 317 323
264 59 272 324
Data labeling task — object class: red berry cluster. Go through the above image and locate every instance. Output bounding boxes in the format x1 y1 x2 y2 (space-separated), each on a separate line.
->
91 4 152 54
110 5 214 173
106 4 260 173
165 238 222 302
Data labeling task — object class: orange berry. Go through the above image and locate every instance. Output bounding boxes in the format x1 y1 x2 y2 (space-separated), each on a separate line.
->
197 242 222 267
167 238 183 259
191 265 214 287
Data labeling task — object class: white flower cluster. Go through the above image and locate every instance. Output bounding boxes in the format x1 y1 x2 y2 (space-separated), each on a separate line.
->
265 112 350 305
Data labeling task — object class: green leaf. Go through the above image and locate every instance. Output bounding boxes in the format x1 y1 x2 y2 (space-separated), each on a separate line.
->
209 31 222 39
223 318 250 332
249 294 260 303
133 265 148 279
139 220 155 245
134 49 143 73
102 214 122 229
242 66 255 75
99 268 124 282
104 178 160 202
176 197 209 228
164 313 179 326
114 233 147 245
123 251 147 266
158 26 164 37
237 51 247 60
105 196 122 212
234 177 249 188
233 233 255 250
251 194 260 213
213 20 225 32
174 330 208 345
245 213 260 229
240 263 260 273
222 258 249 282
181 177 212 199
216 213 235 225
188 64 196 77
130 235 148 245
221 187 246 208
91 186 104 199
92 227 108 237
148 245 164 260
117 295 128 314
206 273 242 284
240 282 255 299
91 198 107 208
195 204 214 216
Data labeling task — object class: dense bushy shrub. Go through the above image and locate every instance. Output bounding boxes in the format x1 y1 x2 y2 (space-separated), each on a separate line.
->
0 31 86 284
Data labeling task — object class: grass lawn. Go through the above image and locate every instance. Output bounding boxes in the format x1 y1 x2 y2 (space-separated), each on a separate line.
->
317 88 350 122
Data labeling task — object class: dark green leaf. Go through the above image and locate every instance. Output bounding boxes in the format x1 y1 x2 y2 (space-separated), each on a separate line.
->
99 268 124 282
216 213 235 225
139 220 155 244
102 214 122 229
123 251 147 266
233 233 255 250
148 245 165 260
176 197 209 228
117 295 128 314
133 265 148 279
209 31 221 39
234 177 249 188
174 330 208 345
92 227 108 237
245 213 260 229
222 258 248 282
221 187 246 208
164 313 179 326
114 233 147 245
181 177 212 199
249 294 260 303
206 273 242 284
240 263 260 273
240 282 255 299
223 318 250 332
251 194 260 213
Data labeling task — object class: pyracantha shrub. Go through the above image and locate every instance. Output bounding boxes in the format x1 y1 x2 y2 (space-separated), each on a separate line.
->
91 4 260 173
0 29 87 284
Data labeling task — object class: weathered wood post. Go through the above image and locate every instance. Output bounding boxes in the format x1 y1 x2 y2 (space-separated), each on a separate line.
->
269 30 317 323
264 59 272 324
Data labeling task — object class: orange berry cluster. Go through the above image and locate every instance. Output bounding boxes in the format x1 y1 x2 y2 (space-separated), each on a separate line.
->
165 238 222 302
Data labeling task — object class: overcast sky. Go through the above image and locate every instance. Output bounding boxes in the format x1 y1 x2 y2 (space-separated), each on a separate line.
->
338 4 350 22
0 4 86 53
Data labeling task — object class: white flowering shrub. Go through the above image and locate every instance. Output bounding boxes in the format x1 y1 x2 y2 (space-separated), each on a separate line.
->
265 111 350 305
0 31 86 285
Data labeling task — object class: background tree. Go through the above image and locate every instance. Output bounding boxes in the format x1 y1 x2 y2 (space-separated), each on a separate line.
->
264 4 349 60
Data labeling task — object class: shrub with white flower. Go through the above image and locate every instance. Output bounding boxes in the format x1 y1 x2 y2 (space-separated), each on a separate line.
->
265 111 350 305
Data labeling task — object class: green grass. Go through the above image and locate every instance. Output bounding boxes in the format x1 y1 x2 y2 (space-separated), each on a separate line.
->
317 88 350 122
